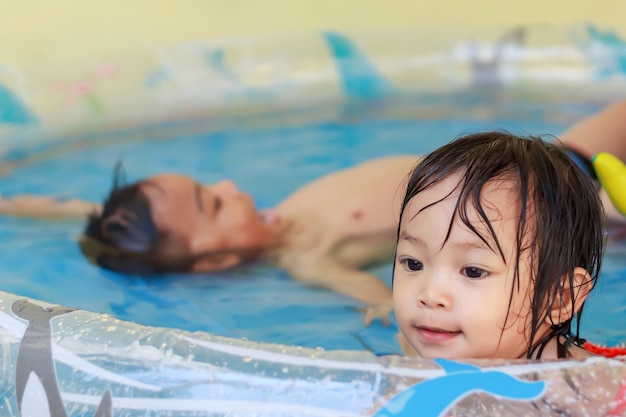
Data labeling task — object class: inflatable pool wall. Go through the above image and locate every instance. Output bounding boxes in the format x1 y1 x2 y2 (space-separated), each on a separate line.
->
2 24 626 416
1 291 626 417
1 23 626 146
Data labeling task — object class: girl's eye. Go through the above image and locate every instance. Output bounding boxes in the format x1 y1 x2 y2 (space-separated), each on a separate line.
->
463 266 487 279
403 259 424 271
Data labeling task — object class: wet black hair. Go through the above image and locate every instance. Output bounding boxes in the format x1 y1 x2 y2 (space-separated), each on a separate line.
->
395 131 605 359
80 164 200 275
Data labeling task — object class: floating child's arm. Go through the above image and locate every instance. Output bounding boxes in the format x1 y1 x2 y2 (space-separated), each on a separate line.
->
560 99 626 161
558 100 626 220
0 194 100 218
396 332 420 357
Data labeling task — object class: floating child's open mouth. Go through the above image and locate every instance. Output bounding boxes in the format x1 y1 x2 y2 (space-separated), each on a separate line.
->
259 208 280 225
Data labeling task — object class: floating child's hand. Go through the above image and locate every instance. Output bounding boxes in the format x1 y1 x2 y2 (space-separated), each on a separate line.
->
363 302 393 327
0 195 97 218
396 332 420 356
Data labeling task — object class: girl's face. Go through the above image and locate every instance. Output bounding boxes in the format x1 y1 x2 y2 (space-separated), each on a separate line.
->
393 172 553 359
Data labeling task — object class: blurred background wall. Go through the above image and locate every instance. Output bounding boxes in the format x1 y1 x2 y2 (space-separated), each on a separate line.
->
0 0 624 66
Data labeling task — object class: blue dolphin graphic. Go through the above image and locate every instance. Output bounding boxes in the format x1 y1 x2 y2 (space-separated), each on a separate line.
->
584 24 626 78
322 32 392 99
0 81 37 125
201 48 239 83
373 358 546 417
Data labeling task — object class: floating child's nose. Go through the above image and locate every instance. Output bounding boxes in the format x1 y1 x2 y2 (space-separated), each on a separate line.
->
216 180 240 196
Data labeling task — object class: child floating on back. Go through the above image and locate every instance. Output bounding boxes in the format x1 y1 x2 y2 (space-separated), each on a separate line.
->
393 131 605 360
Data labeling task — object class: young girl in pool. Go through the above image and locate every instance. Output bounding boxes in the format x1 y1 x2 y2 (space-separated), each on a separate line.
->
393 131 605 360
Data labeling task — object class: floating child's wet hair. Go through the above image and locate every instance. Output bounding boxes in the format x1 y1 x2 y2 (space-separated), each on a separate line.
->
398 131 605 358
80 163 198 275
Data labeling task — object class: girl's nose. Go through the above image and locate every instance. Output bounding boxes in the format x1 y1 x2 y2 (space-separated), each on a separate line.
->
418 274 452 310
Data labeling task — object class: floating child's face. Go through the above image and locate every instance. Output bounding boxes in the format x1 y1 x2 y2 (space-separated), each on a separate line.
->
141 174 276 271
393 172 553 359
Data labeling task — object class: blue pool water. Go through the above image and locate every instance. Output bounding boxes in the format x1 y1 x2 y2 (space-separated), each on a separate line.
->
0 95 623 353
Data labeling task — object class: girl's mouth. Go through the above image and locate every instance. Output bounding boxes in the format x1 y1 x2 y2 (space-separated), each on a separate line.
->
416 326 462 343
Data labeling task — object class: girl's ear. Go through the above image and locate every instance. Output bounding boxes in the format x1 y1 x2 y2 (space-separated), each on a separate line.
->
545 267 593 325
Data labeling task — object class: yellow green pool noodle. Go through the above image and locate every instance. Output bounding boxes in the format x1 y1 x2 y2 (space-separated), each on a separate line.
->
592 152 626 217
